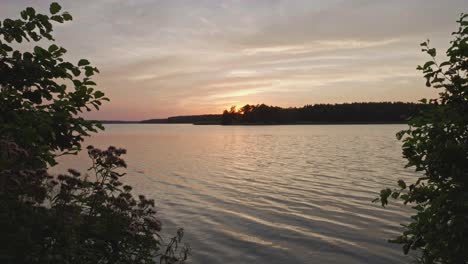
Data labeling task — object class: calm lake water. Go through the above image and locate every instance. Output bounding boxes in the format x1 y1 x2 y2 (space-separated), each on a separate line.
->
54 124 416 263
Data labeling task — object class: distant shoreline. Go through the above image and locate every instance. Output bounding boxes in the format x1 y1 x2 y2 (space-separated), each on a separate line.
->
194 121 408 125
98 102 425 126
99 121 408 125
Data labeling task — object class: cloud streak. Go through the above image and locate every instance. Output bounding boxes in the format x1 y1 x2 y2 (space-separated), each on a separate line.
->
1 0 466 120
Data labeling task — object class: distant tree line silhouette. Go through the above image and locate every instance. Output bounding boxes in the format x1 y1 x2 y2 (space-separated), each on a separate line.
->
135 102 429 125
140 115 221 124
221 102 429 125
106 102 430 125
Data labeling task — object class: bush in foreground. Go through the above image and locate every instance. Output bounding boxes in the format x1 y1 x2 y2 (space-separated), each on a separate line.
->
377 13 468 263
0 3 189 263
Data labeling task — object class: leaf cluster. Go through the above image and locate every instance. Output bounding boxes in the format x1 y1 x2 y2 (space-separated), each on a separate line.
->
376 13 468 263
0 142 190 264
0 3 189 263
0 2 107 167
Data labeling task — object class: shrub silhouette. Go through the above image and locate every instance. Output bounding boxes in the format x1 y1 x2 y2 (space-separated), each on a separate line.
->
0 3 189 263
376 13 468 263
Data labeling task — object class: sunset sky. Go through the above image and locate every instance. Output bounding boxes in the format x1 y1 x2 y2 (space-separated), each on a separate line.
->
2 0 466 120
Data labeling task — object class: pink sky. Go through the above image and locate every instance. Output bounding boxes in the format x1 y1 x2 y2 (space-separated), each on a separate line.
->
3 0 466 120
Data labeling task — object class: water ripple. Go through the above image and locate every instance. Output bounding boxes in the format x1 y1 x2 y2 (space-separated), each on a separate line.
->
54 124 415 264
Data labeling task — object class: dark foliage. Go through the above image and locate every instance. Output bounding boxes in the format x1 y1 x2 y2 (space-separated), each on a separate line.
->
0 3 189 263
376 13 468 263
221 102 428 125
0 4 108 167
140 114 221 124
0 142 189 264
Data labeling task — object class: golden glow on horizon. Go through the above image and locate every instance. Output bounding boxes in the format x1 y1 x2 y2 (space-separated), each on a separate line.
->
2 0 462 120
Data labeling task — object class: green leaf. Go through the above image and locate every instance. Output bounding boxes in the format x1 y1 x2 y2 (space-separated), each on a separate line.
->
84 81 97 86
85 67 94 77
1 43 13 52
94 91 105 98
51 15 64 23
14 35 23 43
33 46 46 55
23 52 33 61
48 44 59 53
20 11 28 20
423 61 435 68
73 80 82 87
71 68 81 77
78 59 90 66
427 48 436 57
62 12 73 21
96 123 105 130
398 180 407 189
50 2 62 15
25 7 36 17
439 61 451 67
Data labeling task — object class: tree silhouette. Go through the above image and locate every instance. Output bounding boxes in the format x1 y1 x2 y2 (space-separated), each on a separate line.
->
376 13 468 263
0 3 189 263
221 102 426 125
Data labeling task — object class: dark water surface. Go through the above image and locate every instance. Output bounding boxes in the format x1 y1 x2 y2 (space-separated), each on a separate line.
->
54 124 415 263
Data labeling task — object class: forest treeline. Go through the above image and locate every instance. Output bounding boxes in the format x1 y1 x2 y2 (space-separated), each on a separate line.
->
133 102 429 125
140 114 221 124
221 102 428 125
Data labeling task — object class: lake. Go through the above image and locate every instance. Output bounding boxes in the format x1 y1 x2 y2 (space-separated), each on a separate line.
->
54 124 415 263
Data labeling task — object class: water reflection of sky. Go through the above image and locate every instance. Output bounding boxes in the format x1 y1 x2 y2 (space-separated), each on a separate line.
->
53 124 416 264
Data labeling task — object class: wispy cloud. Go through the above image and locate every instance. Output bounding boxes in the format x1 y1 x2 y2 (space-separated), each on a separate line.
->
1 0 465 120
